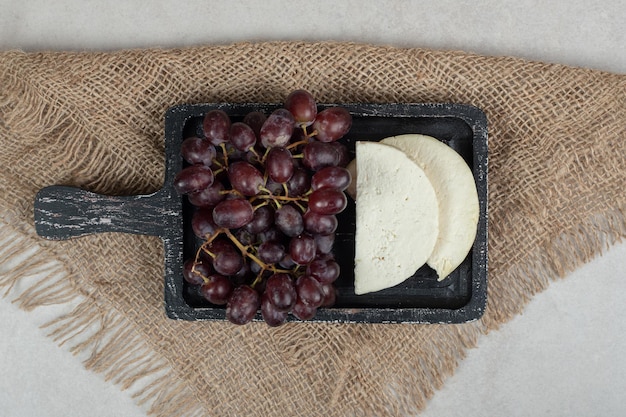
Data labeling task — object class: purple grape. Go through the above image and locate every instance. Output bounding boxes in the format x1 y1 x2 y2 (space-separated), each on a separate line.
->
212 248 243 276
289 234 316 265
183 258 211 286
203 109 231 146
212 198 254 229
260 108 295 148
311 166 351 191
303 210 338 235
226 285 260 325
302 141 341 171
245 205 274 234
274 205 304 237
284 89 317 127
292 298 317 321
314 233 335 255
200 274 233 305
286 167 311 196
261 292 288 327
191 208 219 239
295 275 324 308
242 111 266 139
266 147 294 183
228 161 265 196
173 165 214 195
312 107 352 142
307 258 340 284
257 241 285 264
230 122 257 152
181 137 216 166
308 188 347 215
187 181 225 207
265 273 296 312
320 283 337 307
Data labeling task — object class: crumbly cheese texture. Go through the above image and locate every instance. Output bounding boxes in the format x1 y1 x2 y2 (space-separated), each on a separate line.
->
353 141 439 295
382 134 479 280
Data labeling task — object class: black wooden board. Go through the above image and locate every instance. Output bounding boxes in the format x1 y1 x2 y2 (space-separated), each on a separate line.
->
34 102 488 324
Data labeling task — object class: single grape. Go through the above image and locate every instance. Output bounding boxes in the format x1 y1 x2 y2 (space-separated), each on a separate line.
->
292 298 317 321
314 233 335 255
257 241 285 264
311 166 351 191
286 167 311 196
191 208 219 239
266 147 294 183
212 248 243 276
319 283 337 307
260 108 295 148
303 210 338 235
228 161 265 196
200 274 233 305
289 234 317 265
295 275 324 308
242 111 267 139
307 258 340 284
302 141 341 171
284 89 317 127
187 181 225 207
203 109 231 145
173 165 214 195
212 198 254 229
245 205 274 234
265 273 297 312
183 258 211 286
181 137 216 166
261 292 288 327
230 122 257 152
257 227 284 244
312 107 352 142
278 253 296 269
329 142 351 167
274 205 304 237
308 188 348 215
226 285 260 325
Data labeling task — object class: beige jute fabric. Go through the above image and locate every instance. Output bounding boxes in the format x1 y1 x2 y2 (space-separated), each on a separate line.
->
0 42 624 417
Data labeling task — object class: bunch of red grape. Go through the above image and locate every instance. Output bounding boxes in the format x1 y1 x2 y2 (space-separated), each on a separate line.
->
173 90 353 326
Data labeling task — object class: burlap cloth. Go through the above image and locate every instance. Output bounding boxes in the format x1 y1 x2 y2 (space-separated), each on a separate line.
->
0 42 624 417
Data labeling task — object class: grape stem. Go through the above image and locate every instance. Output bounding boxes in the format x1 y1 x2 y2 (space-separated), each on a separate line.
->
222 228 293 275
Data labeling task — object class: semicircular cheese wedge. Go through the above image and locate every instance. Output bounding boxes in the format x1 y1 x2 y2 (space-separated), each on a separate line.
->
354 141 439 295
381 134 479 281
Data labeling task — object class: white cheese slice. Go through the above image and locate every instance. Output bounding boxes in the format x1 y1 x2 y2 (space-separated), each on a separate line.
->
381 134 479 280
353 141 439 295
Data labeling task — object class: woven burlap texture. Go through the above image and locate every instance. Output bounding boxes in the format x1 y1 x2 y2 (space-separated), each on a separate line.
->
0 42 624 417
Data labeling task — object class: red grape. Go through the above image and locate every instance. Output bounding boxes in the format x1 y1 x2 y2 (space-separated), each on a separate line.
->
286 167 311 196
257 241 285 264
260 108 294 148
212 248 243 276
312 107 352 142
320 283 337 307
302 141 341 171
266 147 294 183
226 285 260 325
187 181 225 207
191 208 219 239
203 109 231 145
307 258 340 284
183 258 210 286
228 161 264 196
181 137 216 166
296 275 324 307
303 210 338 235
289 234 316 265
212 198 254 228
242 111 266 138
245 205 274 234
200 274 233 305
292 299 317 321
284 89 317 127
265 273 296 311
308 188 347 215
314 233 335 255
311 166 351 191
261 293 288 327
173 165 214 195
230 122 257 152
274 205 304 237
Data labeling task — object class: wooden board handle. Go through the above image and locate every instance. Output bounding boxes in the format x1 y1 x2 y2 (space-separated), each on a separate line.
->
34 186 179 240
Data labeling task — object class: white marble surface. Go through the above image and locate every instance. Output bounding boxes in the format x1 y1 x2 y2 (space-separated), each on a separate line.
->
0 1 624 416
